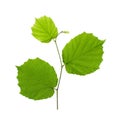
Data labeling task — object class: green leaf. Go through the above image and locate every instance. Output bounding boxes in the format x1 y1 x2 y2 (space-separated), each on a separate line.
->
62 31 69 34
62 32 105 75
31 16 58 43
16 58 58 100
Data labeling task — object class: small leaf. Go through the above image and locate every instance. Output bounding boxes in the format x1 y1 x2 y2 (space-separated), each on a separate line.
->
62 32 105 75
31 16 58 43
16 58 58 100
62 31 69 34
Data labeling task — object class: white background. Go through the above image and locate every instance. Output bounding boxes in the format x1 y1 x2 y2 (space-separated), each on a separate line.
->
0 0 120 124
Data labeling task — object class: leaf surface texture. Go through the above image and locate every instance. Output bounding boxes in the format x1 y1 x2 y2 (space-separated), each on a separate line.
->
62 32 105 75
17 58 58 100
31 16 58 43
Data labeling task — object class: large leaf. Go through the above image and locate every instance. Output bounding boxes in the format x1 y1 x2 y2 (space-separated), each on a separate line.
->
16 58 58 100
31 16 58 43
62 32 105 75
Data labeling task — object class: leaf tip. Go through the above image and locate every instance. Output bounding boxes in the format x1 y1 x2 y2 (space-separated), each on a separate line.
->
16 65 19 69
103 39 106 43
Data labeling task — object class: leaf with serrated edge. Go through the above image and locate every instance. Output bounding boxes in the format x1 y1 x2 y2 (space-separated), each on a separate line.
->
16 58 58 100
62 32 105 75
31 16 58 43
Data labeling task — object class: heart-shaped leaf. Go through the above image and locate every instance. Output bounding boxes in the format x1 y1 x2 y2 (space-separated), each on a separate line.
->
31 16 58 43
62 32 105 75
16 58 58 100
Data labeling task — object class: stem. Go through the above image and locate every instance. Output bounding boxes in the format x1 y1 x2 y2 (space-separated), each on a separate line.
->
54 40 63 66
56 65 63 110
56 88 58 109
54 39 63 110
